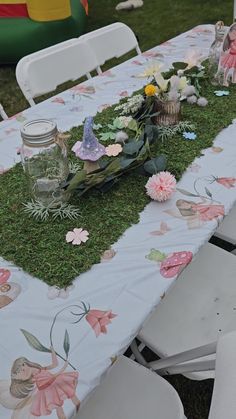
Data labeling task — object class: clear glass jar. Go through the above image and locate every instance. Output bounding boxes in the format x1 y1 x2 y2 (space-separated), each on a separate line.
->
208 21 225 85
20 119 69 207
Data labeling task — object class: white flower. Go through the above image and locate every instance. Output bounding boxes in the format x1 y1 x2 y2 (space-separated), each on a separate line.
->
154 73 169 92
182 85 196 97
197 97 208 107
184 48 204 69
136 61 164 78
115 94 144 115
187 95 198 104
115 131 129 143
117 116 133 127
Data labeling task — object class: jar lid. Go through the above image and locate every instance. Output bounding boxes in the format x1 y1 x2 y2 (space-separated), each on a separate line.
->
20 119 58 147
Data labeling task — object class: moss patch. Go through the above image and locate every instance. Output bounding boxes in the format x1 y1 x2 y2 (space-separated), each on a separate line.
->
0 79 235 287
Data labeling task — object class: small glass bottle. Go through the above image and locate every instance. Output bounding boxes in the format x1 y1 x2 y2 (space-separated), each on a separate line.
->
208 21 225 85
20 119 69 207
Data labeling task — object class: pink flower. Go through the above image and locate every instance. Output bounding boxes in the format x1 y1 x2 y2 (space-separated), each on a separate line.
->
101 248 116 262
105 144 123 157
86 309 117 337
192 204 224 221
216 177 236 189
66 228 89 245
0 269 10 285
160 251 193 279
145 171 176 202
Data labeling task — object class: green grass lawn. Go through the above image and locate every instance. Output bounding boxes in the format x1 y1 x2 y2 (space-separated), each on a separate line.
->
0 0 233 116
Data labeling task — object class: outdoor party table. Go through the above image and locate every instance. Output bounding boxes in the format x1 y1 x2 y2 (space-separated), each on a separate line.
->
1 24 236 419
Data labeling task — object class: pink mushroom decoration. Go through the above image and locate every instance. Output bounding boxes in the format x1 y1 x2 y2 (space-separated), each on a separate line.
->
160 251 193 279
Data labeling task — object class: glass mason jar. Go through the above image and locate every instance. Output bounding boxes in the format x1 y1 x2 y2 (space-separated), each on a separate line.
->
153 99 181 126
20 119 69 207
208 21 225 85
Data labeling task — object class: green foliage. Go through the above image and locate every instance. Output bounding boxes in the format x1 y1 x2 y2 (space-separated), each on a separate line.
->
1 76 236 287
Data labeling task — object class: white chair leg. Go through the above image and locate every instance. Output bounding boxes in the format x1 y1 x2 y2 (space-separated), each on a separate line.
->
0 103 8 119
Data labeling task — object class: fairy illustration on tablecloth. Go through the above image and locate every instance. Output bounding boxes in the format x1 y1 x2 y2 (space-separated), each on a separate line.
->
0 302 117 418
218 23 236 86
164 175 230 229
0 350 80 419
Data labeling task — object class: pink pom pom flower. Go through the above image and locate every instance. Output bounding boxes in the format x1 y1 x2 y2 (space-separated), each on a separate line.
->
145 171 176 202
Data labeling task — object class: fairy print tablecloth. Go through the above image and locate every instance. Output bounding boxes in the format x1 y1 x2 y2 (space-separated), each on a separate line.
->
1 25 236 419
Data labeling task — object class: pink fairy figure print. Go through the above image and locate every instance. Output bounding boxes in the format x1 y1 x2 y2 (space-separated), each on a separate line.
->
0 349 80 419
219 23 236 86
165 198 224 229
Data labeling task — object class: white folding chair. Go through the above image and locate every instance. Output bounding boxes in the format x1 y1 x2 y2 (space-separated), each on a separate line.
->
79 332 236 419
131 242 236 380
0 103 8 120
79 356 186 419
16 39 100 106
213 204 236 247
79 22 141 74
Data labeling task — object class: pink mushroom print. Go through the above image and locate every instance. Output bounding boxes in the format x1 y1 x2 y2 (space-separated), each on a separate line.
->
146 249 193 279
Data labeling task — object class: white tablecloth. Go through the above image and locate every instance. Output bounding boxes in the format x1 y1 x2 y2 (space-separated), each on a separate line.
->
1 25 236 419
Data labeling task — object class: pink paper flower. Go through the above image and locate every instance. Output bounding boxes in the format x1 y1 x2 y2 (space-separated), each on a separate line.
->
145 171 176 202
105 144 123 157
0 269 10 285
160 251 193 279
66 228 89 245
86 309 117 337
101 248 116 262
216 177 236 189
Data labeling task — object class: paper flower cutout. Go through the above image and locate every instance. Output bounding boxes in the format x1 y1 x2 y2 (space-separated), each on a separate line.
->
101 248 116 262
214 90 229 97
47 284 75 300
183 131 197 140
105 144 123 157
145 171 176 202
66 228 89 245
86 309 117 337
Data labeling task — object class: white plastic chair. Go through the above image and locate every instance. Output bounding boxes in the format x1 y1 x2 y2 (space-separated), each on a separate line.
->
79 356 186 419
213 204 236 247
79 22 141 74
16 39 100 106
131 242 236 380
79 332 236 419
0 103 8 120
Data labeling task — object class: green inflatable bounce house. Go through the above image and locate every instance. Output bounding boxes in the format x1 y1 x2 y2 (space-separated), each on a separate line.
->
0 0 88 63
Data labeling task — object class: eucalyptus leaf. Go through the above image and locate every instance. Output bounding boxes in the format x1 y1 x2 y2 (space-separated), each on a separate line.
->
172 61 188 70
21 329 51 353
119 157 136 169
144 155 167 174
63 329 70 358
123 140 144 155
67 170 87 192
127 119 138 131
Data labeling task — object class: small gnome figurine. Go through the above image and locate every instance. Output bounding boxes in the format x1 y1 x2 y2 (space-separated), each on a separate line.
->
72 116 106 173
